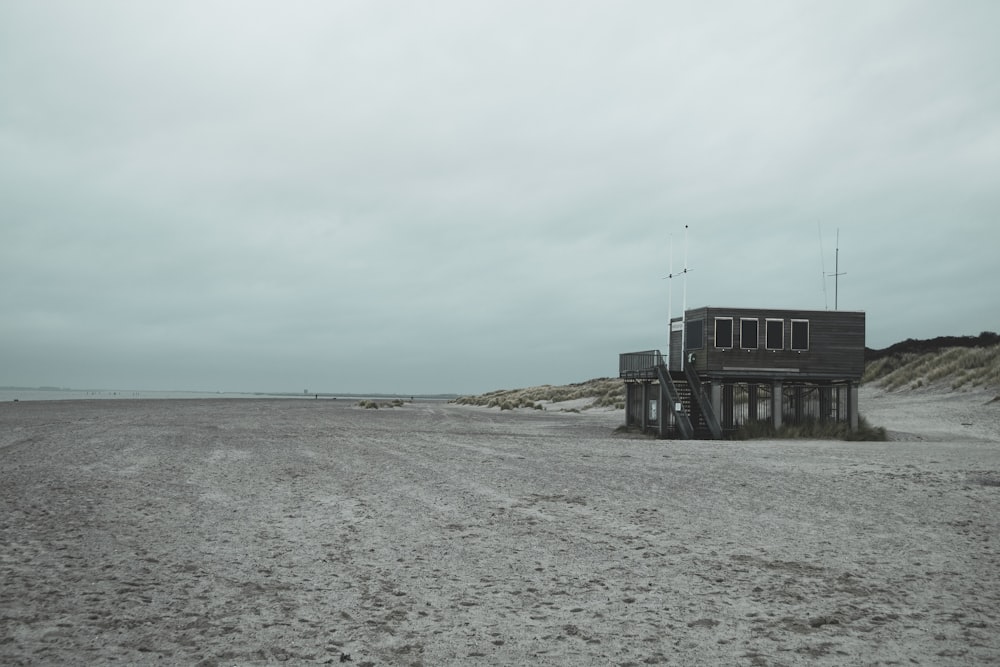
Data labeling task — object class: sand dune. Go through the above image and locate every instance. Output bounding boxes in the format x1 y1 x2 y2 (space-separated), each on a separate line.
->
1 390 998 665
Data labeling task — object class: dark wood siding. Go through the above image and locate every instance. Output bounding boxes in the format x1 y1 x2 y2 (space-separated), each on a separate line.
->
670 306 710 369
671 307 864 380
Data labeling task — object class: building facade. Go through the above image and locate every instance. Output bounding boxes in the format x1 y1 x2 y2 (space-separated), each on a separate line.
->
621 307 866 438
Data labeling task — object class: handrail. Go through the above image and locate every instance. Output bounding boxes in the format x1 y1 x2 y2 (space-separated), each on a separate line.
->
684 364 723 439
656 364 694 439
619 350 663 377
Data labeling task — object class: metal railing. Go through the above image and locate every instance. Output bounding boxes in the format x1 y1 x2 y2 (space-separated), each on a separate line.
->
619 350 663 378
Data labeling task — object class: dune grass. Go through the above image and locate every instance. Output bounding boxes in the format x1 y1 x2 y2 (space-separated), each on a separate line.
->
454 339 998 428
863 344 1000 392
452 377 625 411
357 398 406 409
732 416 888 441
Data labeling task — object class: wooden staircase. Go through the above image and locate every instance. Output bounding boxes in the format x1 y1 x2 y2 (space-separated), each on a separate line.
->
655 364 723 440
655 364 694 439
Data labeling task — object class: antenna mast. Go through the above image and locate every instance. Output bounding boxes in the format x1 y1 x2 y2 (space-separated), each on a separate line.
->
681 225 689 369
662 226 692 369
828 228 846 310
667 233 673 369
818 222 829 310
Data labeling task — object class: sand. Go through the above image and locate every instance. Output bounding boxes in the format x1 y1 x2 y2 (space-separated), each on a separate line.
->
1 389 998 666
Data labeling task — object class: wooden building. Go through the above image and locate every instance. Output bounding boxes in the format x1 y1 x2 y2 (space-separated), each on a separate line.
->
620 307 865 438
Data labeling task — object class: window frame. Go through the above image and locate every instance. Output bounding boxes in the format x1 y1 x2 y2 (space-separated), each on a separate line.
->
765 318 784 351
685 318 704 350
790 319 810 351
740 317 759 350
714 317 734 349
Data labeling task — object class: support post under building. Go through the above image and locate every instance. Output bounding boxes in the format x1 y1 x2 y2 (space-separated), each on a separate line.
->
849 382 859 431
710 381 722 428
641 382 651 431
772 380 783 430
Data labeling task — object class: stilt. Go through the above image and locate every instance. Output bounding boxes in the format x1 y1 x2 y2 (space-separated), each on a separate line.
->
722 383 734 429
711 381 722 428
772 380 783 430
819 386 832 423
641 382 650 431
848 382 859 431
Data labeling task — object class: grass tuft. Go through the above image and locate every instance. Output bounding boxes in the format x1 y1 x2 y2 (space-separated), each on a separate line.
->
864 343 1000 392
733 416 887 441
968 474 1000 488
357 398 405 409
453 378 625 411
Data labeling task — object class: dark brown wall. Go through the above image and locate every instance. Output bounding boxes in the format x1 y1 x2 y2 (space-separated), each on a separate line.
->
671 307 865 380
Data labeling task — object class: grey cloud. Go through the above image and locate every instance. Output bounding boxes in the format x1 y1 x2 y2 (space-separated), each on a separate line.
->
2 1 998 393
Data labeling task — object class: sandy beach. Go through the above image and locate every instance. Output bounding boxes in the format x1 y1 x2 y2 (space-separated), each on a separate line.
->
1 389 998 665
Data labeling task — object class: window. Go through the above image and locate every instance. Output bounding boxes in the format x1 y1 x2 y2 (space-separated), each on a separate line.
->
740 318 759 350
791 319 809 351
765 319 784 350
715 317 733 348
685 319 704 350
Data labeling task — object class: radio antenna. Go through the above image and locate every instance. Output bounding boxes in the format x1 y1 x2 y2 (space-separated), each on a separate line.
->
682 225 689 369
818 222 829 310
667 233 673 368
828 228 846 310
662 226 693 369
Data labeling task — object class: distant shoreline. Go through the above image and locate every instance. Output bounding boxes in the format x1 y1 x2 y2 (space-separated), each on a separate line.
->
0 388 459 402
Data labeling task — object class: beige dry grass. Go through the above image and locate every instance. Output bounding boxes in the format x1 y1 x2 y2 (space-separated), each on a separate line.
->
864 344 1000 392
456 343 1000 420
453 377 625 411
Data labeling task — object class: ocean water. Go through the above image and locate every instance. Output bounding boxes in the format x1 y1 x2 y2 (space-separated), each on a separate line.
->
0 389 446 402
0 389 292 402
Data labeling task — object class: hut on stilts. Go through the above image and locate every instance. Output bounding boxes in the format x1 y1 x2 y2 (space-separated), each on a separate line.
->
619 307 865 439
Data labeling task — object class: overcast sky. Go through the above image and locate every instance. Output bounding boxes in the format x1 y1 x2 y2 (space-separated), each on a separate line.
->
2 1 998 395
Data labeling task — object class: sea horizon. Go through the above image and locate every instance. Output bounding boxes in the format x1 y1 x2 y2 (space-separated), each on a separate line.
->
0 387 460 403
